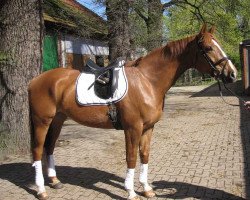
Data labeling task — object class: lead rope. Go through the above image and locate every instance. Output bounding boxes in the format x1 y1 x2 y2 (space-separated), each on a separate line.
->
217 80 246 107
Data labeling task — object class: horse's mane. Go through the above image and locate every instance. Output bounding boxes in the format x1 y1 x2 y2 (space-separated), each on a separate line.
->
129 36 196 67
129 32 214 67
162 35 196 58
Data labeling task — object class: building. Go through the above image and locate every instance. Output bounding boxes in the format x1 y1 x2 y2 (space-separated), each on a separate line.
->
240 39 250 95
43 0 109 71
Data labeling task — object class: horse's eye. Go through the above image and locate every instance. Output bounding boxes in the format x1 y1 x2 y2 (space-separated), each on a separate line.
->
204 46 213 52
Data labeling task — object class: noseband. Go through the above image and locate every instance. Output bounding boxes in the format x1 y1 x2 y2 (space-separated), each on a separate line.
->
197 38 229 75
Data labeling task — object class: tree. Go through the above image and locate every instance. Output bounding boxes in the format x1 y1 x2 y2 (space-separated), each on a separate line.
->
96 0 164 57
95 0 250 83
238 0 250 39
133 0 163 51
0 0 43 159
106 0 131 60
164 0 250 68
132 0 207 51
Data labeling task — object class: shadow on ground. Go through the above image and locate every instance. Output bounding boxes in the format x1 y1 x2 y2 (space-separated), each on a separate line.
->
192 80 250 200
152 181 245 200
0 163 125 199
191 81 244 98
239 101 250 200
0 163 245 199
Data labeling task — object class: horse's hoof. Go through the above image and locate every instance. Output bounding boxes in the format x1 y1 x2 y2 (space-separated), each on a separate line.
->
143 189 156 198
37 192 48 200
49 179 64 189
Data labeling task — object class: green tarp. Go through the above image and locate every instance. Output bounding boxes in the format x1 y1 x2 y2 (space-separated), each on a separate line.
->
42 35 59 71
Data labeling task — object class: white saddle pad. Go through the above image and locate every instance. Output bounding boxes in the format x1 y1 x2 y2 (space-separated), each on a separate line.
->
76 66 128 106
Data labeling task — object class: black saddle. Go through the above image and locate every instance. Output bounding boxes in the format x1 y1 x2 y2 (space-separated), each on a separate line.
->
84 57 124 99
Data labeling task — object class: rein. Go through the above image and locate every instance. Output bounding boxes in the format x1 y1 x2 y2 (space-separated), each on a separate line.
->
217 80 246 107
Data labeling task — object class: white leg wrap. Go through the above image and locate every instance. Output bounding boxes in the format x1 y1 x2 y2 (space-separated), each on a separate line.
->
124 168 137 199
139 164 152 191
32 160 45 194
47 154 56 177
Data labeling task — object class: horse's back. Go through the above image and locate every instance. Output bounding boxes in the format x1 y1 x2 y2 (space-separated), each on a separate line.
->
30 67 79 85
29 68 79 93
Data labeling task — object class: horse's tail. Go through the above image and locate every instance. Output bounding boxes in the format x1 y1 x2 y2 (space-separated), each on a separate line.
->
28 86 34 162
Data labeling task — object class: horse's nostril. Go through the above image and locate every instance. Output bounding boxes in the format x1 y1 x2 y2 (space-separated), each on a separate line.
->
230 72 237 79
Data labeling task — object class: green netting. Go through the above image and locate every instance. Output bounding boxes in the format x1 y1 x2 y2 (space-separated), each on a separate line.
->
42 35 59 71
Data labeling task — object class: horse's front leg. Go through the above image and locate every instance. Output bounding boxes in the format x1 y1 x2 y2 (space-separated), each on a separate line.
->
124 127 142 200
139 128 156 198
44 112 66 189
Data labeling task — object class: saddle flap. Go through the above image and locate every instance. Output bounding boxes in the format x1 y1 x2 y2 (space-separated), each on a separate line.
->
94 70 113 99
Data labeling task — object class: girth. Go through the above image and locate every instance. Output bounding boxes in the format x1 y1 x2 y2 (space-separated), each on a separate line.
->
108 104 123 130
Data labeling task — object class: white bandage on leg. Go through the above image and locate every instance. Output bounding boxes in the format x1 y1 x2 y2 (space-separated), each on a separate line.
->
32 160 45 194
124 168 137 199
139 164 152 191
47 154 56 177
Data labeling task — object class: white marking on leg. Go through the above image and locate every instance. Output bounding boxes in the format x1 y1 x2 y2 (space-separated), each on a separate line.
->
47 154 56 177
32 160 45 194
139 163 152 191
212 39 237 76
125 168 137 199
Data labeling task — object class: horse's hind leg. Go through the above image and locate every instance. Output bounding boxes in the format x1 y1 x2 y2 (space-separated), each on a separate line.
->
44 112 67 189
139 128 155 198
32 115 53 199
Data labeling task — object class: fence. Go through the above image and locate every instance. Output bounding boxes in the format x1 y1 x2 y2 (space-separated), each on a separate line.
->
174 69 216 86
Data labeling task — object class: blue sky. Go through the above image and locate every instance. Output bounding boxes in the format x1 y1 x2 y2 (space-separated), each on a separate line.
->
77 0 171 18
77 0 105 17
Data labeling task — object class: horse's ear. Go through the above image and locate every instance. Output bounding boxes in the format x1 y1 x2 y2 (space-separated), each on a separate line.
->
209 26 216 34
200 24 207 34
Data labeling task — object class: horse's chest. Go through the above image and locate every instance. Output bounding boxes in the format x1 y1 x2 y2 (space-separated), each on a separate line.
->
141 105 162 128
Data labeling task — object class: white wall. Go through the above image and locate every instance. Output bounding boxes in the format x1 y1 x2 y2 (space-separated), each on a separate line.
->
63 35 109 56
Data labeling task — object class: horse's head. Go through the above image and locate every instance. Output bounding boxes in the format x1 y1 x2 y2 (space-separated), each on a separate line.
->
195 24 237 83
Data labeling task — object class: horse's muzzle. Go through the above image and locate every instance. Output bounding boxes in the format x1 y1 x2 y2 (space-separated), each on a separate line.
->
221 71 237 83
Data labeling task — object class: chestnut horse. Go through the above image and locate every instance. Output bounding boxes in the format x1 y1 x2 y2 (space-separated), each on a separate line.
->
29 25 237 200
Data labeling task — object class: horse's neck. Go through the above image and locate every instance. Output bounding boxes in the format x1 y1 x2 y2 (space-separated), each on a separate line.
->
137 36 197 96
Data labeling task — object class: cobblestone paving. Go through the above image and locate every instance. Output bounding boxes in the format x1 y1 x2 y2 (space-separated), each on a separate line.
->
1 82 250 200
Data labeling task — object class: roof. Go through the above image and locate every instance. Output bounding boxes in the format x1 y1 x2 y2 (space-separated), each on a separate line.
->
43 0 107 39
241 39 250 46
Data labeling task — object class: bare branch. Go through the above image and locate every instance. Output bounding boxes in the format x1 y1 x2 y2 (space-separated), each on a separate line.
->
134 7 148 22
190 10 205 23
162 0 182 10
162 0 206 22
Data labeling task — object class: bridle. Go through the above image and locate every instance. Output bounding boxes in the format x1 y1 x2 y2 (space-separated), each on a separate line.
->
196 37 246 107
197 37 229 77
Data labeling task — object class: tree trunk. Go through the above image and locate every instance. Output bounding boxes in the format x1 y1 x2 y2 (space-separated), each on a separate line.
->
146 0 163 51
106 0 131 61
0 0 43 159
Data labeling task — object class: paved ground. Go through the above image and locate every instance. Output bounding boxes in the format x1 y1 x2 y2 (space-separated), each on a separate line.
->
1 81 250 200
